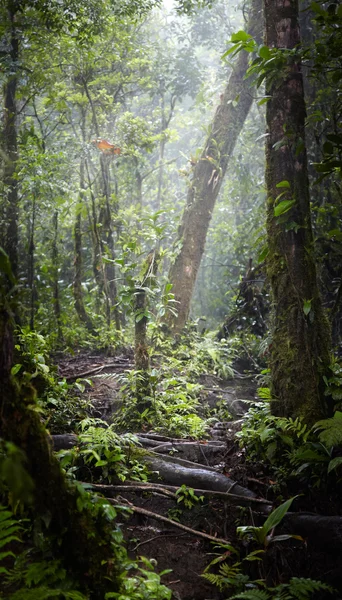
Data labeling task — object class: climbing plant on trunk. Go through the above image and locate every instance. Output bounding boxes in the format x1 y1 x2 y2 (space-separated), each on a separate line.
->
263 0 331 423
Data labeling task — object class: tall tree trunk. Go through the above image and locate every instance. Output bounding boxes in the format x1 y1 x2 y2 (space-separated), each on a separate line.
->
84 80 120 329
134 249 160 410
2 3 19 277
0 6 120 596
28 194 36 330
52 210 63 342
73 154 95 333
264 0 331 423
166 0 262 332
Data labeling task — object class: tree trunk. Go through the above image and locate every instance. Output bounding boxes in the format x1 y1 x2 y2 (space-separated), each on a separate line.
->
0 321 120 597
28 194 36 330
84 80 120 329
73 157 95 334
52 210 63 342
264 0 331 423
166 0 262 332
2 4 19 278
134 250 160 409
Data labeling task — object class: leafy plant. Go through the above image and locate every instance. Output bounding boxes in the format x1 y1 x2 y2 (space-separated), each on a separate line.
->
58 419 149 484
236 497 301 547
175 485 204 509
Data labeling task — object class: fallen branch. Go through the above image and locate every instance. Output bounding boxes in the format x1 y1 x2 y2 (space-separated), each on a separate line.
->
112 497 232 546
62 361 132 381
89 482 271 509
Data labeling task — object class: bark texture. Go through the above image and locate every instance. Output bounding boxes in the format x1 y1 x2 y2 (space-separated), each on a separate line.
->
1 3 19 277
73 156 95 333
166 0 262 332
264 0 330 422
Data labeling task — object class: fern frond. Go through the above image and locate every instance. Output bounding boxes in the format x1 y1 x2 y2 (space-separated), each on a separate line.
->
287 576 334 598
92 372 120 382
230 590 270 600
314 412 342 447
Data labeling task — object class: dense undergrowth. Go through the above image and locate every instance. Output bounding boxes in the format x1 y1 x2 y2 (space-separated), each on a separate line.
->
1 325 342 598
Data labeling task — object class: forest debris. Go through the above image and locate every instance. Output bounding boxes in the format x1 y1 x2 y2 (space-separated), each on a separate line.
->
112 497 233 546
90 482 272 510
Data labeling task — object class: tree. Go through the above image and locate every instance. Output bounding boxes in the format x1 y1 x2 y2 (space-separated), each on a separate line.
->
166 0 262 332
263 0 331 423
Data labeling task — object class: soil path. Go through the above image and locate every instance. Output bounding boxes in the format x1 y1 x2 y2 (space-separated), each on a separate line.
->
56 350 261 599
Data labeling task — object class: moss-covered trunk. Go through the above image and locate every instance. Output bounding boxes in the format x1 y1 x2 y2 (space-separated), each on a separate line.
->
0 8 119 594
166 0 262 332
264 0 331 423
134 250 160 410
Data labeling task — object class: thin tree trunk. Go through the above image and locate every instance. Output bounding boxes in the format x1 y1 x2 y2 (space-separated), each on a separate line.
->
28 195 36 330
52 210 63 342
73 145 95 333
84 80 120 329
166 0 262 332
264 0 331 423
135 250 160 410
2 4 19 277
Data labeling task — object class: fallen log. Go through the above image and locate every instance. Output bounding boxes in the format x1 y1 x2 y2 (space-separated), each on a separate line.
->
51 435 256 502
284 513 342 552
144 452 256 498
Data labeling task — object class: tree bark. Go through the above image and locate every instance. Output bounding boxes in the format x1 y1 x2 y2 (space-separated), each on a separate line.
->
166 0 262 332
1 3 19 278
264 0 331 423
73 156 95 334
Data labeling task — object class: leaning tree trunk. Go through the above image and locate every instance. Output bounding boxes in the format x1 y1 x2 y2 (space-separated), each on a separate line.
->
166 0 262 332
264 0 331 423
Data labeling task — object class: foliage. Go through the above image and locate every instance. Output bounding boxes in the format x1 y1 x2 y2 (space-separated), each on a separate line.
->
112 368 208 438
0 502 172 600
175 484 204 509
12 327 90 433
203 506 333 599
58 419 149 483
236 497 300 547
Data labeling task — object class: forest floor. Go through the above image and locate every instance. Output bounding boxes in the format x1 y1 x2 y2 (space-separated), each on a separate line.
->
56 351 342 600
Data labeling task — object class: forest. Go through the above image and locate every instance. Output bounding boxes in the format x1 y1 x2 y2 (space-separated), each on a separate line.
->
0 0 342 598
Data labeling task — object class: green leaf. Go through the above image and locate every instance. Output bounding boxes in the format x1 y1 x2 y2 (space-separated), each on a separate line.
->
276 180 290 189
257 245 269 263
328 457 342 474
231 30 252 43
11 364 22 376
0 247 15 283
303 299 312 316
258 45 271 59
274 199 295 217
261 496 297 537
257 97 271 106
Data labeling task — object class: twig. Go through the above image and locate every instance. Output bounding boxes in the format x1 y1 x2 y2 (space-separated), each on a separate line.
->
112 497 232 546
133 532 187 551
62 361 132 381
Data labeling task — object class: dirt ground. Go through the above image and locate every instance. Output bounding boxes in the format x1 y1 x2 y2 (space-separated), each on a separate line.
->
55 350 342 599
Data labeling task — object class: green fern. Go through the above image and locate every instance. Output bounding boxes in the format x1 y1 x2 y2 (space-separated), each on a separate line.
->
286 577 334 598
0 505 23 575
230 591 270 600
314 411 342 448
